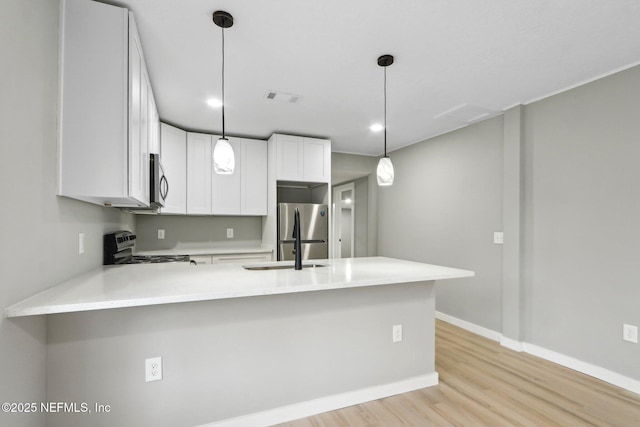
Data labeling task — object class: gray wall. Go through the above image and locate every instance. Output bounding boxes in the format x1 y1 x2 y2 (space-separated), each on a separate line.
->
46 282 435 426
522 66 640 379
134 215 262 251
378 65 640 382
0 1 134 426
332 153 379 256
377 117 504 332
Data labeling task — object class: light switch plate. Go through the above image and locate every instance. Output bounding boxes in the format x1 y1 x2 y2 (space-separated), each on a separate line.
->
78 233 85 254
227 228 234 239
157 229 165 240
493 232 504 244
392 324 403 343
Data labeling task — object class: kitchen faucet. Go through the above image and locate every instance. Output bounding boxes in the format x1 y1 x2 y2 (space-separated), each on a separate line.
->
293 208 302 270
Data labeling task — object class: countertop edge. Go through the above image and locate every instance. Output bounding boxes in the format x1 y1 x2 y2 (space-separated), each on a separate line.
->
4 257 475 318
4 271 474 318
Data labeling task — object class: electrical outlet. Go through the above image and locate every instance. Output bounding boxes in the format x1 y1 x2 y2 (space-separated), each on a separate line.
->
227 228 234 239
392 324 403 343
493 232 504 244
78 233 85 254
157 229 165 240
145 357 162 382
623 324 638 343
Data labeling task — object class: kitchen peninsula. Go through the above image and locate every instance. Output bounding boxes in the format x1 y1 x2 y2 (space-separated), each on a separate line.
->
6 257 473 427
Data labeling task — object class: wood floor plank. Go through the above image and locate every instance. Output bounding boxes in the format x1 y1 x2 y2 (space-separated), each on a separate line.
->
276 320 640 427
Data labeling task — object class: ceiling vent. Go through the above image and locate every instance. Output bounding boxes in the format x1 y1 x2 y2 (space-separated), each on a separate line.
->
434 103 497 124
265 90 302 104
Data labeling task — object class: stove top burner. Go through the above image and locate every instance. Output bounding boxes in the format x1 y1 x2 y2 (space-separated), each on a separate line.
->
129 255 191 264
104 231 191 265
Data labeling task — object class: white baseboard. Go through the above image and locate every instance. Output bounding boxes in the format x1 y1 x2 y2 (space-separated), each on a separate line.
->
523 343 640 395
435 311 502 342
197 373 439 427
500 335 524 352
436 312 640 396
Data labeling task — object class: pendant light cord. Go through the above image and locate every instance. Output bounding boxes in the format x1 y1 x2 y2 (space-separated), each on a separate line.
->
221 27 226 139
383 65 387 157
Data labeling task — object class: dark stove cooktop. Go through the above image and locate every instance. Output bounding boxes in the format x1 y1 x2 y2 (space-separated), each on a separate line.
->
129 255 191 264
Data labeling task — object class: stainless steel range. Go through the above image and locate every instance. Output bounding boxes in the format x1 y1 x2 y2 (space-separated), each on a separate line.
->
103 231 190 265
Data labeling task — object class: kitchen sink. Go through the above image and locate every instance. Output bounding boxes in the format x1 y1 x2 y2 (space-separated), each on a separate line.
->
243 263 328 271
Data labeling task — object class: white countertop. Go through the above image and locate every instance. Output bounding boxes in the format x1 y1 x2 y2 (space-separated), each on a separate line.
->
4 257 473 318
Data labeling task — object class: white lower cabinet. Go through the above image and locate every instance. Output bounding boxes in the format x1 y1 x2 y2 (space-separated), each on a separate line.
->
189 253 272 265
212 253 272 264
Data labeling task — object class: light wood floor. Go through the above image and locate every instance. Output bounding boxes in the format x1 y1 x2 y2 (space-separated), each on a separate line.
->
276 320 640 427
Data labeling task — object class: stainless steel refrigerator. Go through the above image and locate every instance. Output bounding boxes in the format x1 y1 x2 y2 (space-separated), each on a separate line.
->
277 203 328 261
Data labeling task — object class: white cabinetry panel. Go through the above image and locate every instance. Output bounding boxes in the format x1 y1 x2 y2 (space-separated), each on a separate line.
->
276 134 304 181
128 18 149 206
302 138 330 182
186 133 267 216
160 124 187 214
212 137 242 215
241 139 268 215
273 134 331 183
58 0 156 207
186 133 212 214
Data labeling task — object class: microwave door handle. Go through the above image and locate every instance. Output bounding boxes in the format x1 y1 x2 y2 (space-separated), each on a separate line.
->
160 175 169 200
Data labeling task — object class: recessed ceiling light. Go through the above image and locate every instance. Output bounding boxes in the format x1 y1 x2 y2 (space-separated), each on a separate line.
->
370 123 384 132
206 98 223 108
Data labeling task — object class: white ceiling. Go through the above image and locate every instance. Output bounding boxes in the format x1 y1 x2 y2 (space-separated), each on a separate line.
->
111 0 640 156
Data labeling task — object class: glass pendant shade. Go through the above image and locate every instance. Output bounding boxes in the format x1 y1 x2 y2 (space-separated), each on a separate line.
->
376 156 394 186
213 137 235 174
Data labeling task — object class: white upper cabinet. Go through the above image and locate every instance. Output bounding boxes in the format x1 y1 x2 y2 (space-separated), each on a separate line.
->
273 134 331 183
276 134 304 181
58 0 156 207
184 133 267 216
186 133 213 215
302 138 331 182
211 137 242 215
241 138 268 215
128 17 150 206
160 124 187 214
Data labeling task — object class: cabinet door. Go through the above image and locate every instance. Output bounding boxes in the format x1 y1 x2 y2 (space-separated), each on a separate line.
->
127 16 150 206
148 87 160 155
160 124 187 214
303 138 330 183
241 138 267 215
276 134 304 181
211 253 272 264
186 133 212 214
211 137 242 215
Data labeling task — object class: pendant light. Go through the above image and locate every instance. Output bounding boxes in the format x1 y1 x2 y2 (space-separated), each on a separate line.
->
376 54 395 186
212 11 235 174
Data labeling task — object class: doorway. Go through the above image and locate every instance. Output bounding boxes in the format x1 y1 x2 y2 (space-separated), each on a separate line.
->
333 183 355 258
